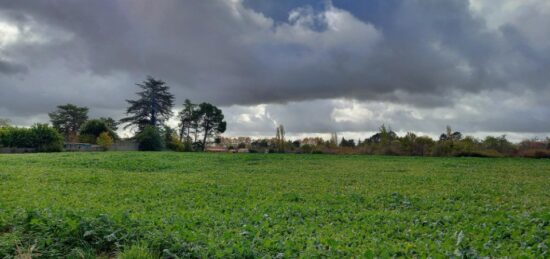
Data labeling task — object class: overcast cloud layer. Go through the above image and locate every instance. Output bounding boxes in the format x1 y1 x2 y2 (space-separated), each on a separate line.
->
0 0 549 140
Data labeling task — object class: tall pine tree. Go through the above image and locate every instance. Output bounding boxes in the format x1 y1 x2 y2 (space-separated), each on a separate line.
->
120 76 175 132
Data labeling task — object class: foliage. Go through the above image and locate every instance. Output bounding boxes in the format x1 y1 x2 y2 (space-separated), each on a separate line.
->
0 124 63 152
163 126 186 152
483 135 515 154
300 144 313 153
518 149 550 159
120 76 175 131
48 104 89 141
439 125 462 142
118 245 156 259
80 119 118 144
97 132 114 151
339 137 355 147
196 102 226 151
30 124 65 152
136 125 164 151
275 124 286 152
177 99 200 144
0 152 549 257
99 117 120 132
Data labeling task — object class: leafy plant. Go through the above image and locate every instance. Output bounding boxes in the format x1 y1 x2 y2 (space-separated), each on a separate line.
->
97 132 114 151
136 125 164 151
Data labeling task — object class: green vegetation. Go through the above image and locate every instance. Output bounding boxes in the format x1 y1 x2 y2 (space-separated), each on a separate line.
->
136 125 164 151
79 119 118 144
96 132 114 151
0 124 64 152
0 152 548 257
48 104 89 142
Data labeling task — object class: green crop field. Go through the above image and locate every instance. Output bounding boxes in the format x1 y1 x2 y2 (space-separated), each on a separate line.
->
0 152 549 258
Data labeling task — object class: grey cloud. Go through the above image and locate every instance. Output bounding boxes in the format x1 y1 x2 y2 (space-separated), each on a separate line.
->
0 58 27 74
0 0 549 136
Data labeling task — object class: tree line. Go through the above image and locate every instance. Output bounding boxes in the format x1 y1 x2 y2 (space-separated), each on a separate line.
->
1 76 549 157
0 76 226 152
220 125 550 158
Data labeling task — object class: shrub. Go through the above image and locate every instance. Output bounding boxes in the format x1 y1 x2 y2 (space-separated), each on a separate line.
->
0 124 63 152
30 124 64 152
0 126 12 147
300 144 313 154
518 139 547 151
97 131 114 151
483 135 515 155
136 126 164 151
431 141 454 156
519 149 550 159
167 137 186 152
162 127 186 152
80 119 118 144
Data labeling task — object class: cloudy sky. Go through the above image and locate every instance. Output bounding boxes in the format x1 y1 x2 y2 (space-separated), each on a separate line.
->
0 0 549 141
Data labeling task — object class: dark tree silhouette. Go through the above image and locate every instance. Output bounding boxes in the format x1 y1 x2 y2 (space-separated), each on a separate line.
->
79 119 118 143
196 102 226 151
177 99 200 143
48 104 89 141
99 117 119 132
439 125 462 142
120 76 174 132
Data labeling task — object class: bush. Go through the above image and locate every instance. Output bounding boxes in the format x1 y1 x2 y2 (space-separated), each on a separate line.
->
166 137 186 152
31 124 64 152
136 126 164 151
97 132 114 151
300 144 313 154
80 119 118 144
519 149 550 159
0 124 63 152
431 141 455 156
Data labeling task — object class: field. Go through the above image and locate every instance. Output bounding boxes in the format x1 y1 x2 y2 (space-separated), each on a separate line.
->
0 152 549 258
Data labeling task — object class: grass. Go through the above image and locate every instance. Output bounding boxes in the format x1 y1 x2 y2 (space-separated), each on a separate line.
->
0 152 549 257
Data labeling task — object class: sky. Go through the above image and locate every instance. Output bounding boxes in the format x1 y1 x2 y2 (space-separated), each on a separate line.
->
0 0 549 141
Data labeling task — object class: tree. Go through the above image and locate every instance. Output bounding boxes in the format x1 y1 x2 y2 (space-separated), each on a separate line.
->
136 125 164 151
177 99 200 143
99 117 119 131
340 137 356 147
275 124 286 152
49 104 89 141
196 102 226 151
330 132 338 147
483 135 513 154
79 119 118 144
439 125 462 142
97 131 114 151
400 132 417 155
120 76 175 132
414 136 435 156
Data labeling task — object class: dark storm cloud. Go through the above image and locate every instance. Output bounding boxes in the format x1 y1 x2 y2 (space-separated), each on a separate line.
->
0 58 26 74
0 0 549 135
